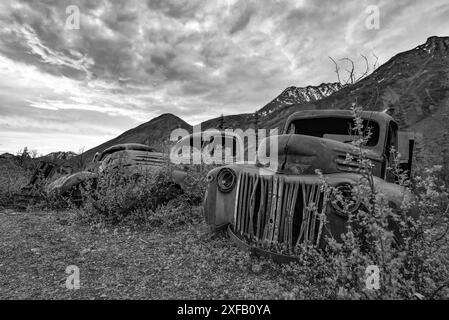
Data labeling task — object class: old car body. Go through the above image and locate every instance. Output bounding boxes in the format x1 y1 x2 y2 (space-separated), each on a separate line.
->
94 143 166 174
46 143 166 196
203 109 417 260
170 131 245 188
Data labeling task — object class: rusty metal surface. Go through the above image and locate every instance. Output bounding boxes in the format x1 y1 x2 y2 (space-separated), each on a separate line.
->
46 144 166 198
45 171 97 195
257 134 383 176
232 171 328 251
227 225 300 263
282 109 393 133
281 110 392 167
96 143 156 162
99 149 166 172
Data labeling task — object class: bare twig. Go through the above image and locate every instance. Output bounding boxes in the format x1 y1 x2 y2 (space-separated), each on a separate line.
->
372 53 379 70
357 54 370 81
340 58 355 84
329 56 342 84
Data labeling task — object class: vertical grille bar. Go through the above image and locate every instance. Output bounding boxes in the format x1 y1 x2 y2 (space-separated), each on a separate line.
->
245 175 255 236
286 183 299 249
278 182 291 244
316 191 328 247
273 178 284 243
255 178 266 239
233 172 241 230
248 176 259 239
239 172 249 235
265 176 279 243
262 177 273 244
234 172 243 232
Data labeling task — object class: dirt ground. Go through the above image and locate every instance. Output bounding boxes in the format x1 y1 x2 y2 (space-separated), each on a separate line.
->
0 209 291 300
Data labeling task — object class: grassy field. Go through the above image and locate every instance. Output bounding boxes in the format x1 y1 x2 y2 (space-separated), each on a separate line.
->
0 208 300 300
1 156 449 300
0 159 301 300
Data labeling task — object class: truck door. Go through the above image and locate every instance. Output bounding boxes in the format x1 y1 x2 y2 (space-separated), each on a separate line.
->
384 121 399 182
397 131 416 181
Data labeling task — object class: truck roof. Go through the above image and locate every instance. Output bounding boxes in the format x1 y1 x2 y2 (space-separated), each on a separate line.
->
284 109 394 130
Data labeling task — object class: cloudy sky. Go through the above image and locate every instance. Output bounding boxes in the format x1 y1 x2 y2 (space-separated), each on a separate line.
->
0 0 448 154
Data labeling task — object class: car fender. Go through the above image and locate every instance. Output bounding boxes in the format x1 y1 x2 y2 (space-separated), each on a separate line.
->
46 171 97 195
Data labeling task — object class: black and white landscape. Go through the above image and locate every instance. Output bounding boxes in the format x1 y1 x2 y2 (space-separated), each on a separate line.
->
1 0 449 303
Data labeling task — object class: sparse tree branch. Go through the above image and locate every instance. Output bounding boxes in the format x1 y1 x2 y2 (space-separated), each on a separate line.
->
328 56 341 84
356 54 370 82
372 53 379 70
330 53 379 86
340 57 355 84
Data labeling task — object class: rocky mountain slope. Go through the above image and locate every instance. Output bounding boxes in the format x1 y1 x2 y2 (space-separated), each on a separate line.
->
250 36 449 141
311 36 449 160
75 36 449 166
314 36 449 124
41 151 78 162
259 82 342 117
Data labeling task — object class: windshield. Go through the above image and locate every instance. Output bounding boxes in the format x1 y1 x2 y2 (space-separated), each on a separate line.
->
287 117 380 147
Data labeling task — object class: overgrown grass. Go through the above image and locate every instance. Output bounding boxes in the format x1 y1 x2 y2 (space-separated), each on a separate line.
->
0 160 29 209
76 164 207 228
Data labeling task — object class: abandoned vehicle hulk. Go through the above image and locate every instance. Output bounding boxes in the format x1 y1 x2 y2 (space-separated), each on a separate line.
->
203 109 417 260
45 143 166 198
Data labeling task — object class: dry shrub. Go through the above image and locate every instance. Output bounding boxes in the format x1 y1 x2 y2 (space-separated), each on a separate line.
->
77 163 202 226
0 160 29 208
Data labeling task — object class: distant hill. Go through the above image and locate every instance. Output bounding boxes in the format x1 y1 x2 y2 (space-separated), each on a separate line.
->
78 113 192 163
40 151 78 162
0 152 15 160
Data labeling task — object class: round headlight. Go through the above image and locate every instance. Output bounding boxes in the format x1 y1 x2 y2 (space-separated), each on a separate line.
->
217 168 236 193
330 183 361 216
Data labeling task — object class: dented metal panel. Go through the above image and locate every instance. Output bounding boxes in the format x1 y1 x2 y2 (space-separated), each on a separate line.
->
233 171 328 250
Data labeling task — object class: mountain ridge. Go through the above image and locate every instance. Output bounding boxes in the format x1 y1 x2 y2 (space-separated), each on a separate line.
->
74 35 449 166
259 82 342 116
78 113 192 163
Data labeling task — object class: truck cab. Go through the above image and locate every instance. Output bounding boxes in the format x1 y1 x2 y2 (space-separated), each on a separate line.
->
203 109 417 260
282 110 414 182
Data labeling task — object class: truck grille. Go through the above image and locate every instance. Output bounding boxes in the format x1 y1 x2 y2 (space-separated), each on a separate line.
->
233 172 328 250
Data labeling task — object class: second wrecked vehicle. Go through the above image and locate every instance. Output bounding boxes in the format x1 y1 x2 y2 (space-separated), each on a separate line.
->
46 143 166 198
203 109 417 260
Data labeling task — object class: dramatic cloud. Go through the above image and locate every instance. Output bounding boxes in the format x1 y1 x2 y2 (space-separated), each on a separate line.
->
0 0 448 153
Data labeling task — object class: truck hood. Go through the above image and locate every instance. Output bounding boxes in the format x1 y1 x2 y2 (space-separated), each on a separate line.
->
256 134 382 174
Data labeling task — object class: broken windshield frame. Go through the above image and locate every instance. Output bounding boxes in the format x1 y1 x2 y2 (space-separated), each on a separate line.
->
286 117 380 147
